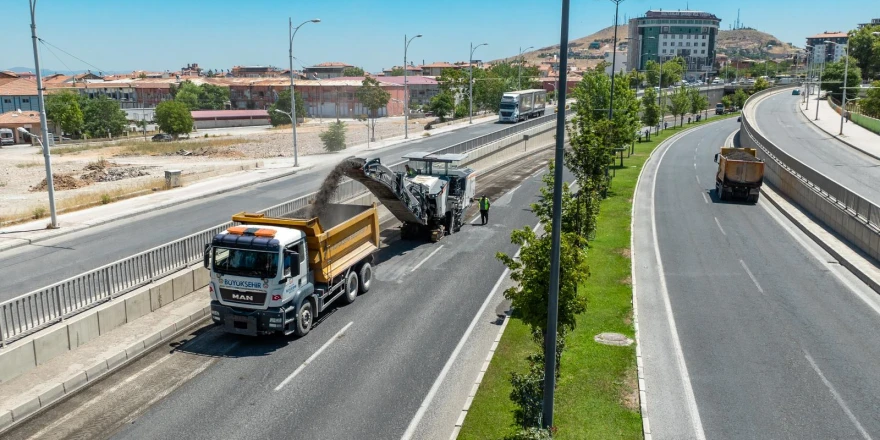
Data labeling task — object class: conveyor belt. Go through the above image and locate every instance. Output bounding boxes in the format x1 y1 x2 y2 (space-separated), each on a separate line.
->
342 158 427 225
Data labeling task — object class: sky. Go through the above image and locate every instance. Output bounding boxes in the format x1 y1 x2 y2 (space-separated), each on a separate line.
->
2 0 877 74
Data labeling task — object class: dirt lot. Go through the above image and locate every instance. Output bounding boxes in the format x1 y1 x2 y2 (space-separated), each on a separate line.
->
0 117 432 224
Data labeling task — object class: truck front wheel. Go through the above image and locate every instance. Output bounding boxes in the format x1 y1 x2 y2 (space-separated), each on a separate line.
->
295 300 313 337
343 271 359 304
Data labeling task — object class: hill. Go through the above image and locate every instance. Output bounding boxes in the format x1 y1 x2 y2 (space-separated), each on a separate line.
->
494 24 798 70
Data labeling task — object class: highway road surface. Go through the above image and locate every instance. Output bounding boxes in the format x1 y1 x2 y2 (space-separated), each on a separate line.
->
752 90 880 205
0 113 551 301
4 147 573 440
635 118 880 439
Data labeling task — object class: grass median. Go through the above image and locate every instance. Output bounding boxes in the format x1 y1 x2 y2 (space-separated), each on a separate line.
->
459 113 739 439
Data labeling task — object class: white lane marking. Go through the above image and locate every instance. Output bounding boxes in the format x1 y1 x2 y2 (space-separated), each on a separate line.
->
804 350 873 440
702 192 709 204
410 245 444 272
650 134 708 440
714 217 726 236
275 322 353 391
693 162 697 169
739 260 764 294
25 353 177 440
401 219 540 440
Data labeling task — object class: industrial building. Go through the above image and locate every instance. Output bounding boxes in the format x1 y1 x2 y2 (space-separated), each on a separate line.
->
627 10 721 80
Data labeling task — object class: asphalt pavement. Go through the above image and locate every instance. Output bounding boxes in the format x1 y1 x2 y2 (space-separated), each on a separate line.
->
0 116 533 300
753 91 880 205
636 119 880 439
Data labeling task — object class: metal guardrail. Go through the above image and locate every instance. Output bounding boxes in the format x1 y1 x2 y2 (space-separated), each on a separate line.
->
0 113 568 347
742 88 880 230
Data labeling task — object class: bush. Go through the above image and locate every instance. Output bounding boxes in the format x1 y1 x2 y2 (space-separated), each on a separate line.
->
100 194 112 205
32 207 47 219
503 427 554 440
320 121 347 152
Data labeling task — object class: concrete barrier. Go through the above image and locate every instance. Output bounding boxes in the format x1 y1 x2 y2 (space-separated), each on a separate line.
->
0 264 205 385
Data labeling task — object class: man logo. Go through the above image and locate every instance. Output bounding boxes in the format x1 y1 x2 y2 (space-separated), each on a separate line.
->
231 293 254 302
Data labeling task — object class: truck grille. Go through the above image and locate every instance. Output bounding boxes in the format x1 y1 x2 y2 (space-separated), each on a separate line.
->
219 288 267 305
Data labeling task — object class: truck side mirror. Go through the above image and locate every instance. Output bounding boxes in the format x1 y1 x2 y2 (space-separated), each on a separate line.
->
714 153 720 163
203 244 211 269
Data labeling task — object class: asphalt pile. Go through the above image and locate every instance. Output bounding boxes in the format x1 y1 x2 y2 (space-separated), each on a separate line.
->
310 157 362 219
725 150 761 162
30 174 84 191
82 167 150 183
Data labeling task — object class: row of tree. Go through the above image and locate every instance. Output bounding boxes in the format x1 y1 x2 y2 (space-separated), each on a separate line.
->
45 91 129 139
427 62 542 121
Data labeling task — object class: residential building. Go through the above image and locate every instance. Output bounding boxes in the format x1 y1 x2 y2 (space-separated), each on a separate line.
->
375 76 439 107
43 71 103 85
304 62 354 79
0 78 40 113
604 51 628 76
381 65 423 76
420 62 459 77
628 9 721 78
806 32 848 64
181 63 203 77
857 18 880 29
0 110 41 144
0 71 20 79
231 66 282 78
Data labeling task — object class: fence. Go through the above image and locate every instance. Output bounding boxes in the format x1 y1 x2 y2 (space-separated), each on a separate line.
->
740 88 880 267
828 96 880 136
0 112 568 347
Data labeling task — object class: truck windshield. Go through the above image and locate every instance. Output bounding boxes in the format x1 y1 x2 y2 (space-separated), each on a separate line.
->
213 248 278 278
500 103 517 110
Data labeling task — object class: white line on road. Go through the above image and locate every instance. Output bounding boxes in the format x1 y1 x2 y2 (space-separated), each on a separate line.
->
695 175 701 185
275 322 353 391
714 217 726 236
411 245 444 272
693 162 697 169
702 192 709 204
739 260 764 294
804 350 873 440
649 134 707 440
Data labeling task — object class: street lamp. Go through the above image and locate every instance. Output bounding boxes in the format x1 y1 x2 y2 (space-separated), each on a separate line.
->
803 45 813 106
288 17 320 167
646 37 665 131
608 0 625 119
827 41 850 135
815 40 835 121
27 0 57 228
469 42 488 124
404 34 422 139
517 46 534 89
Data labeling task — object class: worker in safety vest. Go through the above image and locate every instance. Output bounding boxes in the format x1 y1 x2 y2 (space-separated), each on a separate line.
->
479 195 491 225
405 164 417 178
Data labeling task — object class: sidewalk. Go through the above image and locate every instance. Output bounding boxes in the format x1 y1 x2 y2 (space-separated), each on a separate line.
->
0 114 498 253
799 90 880 160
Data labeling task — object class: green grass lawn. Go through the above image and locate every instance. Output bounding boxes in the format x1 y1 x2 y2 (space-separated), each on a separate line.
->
459 113 739 439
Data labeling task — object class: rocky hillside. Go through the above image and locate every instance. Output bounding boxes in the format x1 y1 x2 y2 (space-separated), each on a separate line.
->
716 29 799 59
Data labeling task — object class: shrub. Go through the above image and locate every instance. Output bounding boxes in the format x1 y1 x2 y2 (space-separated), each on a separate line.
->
320 121 347 152
32 207 47 219
503 427 554 440
101 194 112 205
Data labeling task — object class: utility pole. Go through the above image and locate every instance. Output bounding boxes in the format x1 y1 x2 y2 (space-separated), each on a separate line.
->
404 34 422 139
288 17 320 167
469 42 488 124
517 46 534 90
608 0 624 119
543 0 570 430
838 46 850 135
29 0 57 228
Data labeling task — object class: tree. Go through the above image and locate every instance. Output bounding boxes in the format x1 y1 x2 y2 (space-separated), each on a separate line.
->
82 96 128 138
644 60 661 87
641 87 661 128
138 72 148 79
848 25 880 81
821 58 862 102
389 67 405 76
644 59 683 88
752 77 771 92
732 89 749 109
721 95 734 110
319 121 346 152
861 80 880 118
667 86 691 127
688 87 709 118
44 90 83 136
205 69 216 78
428 91 455 121
342 66 365 77
355 76 391 140
267 88 306 127
627 70 645 89
155 100 193 138
174 81 201 110
198 83 230 110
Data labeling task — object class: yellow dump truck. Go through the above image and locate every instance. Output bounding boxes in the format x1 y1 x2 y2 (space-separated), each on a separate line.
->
714 147 765 203
204 203 380 336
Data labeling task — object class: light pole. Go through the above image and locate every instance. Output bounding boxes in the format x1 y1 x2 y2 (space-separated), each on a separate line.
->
803 45 813 106
815 41 833 121
829 43 850 135
288 18 320 167
647 37 665 131
608 0 625 119
469 42 488 124
28 0 57 228
517 46 534 89
404 34 422 139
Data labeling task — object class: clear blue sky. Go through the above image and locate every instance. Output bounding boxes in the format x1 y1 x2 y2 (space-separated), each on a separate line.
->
2 0 877 74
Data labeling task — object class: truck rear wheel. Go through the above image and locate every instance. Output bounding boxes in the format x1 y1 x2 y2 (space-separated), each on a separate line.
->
295 300 313 337
358 262 373 293
343 271 359 304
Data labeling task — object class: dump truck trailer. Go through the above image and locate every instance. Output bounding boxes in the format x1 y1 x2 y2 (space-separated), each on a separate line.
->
205 204 380 336
714 147 765 203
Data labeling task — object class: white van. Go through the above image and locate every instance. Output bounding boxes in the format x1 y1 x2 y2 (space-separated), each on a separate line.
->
0 128 13 146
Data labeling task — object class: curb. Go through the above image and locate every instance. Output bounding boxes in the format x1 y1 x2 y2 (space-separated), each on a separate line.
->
0 165 312 254
0 307 212 435
760 185 880 295
796 100 880 163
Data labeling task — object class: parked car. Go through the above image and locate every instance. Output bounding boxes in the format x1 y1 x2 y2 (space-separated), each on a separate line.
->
792 89 800 95
152 133 173 142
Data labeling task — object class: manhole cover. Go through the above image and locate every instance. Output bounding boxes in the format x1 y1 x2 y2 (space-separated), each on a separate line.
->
594 332 634 346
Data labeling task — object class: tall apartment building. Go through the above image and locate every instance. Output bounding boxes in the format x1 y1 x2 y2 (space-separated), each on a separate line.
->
627 10 721 79
806 32 848 64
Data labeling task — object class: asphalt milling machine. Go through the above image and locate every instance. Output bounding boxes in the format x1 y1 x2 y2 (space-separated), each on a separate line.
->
343 152 477 242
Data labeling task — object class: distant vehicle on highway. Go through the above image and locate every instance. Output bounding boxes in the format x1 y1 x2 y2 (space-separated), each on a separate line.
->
498 89 547 123
792 89 800 95
716 103 725 115
152 133 173 142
